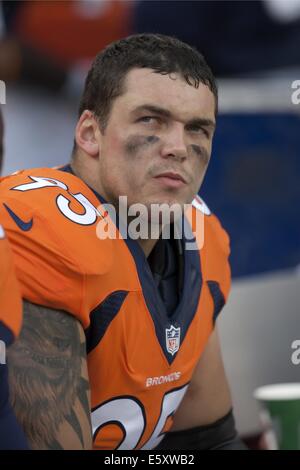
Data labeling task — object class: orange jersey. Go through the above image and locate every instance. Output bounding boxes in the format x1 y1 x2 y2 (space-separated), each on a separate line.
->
0 224 22 344
0 166 231 449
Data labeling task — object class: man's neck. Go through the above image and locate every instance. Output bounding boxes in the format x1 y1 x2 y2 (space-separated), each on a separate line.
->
137 237 160 258
70 157 101 196
71 158 163 258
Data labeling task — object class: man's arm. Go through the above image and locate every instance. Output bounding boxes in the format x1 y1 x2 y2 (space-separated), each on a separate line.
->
157 327 246 450
7 301 92 450
172 326 232 430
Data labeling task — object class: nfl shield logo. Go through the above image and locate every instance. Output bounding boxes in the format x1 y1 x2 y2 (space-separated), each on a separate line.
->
166 325 181 356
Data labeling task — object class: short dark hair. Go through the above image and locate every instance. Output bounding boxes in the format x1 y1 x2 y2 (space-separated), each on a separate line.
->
78 33 218 132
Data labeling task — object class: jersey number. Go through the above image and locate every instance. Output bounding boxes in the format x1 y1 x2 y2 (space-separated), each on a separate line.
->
12 175 101 225
91 385 188 450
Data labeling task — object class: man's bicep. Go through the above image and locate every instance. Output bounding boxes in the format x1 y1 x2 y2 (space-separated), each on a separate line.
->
7 301 92 450
171 327 232 431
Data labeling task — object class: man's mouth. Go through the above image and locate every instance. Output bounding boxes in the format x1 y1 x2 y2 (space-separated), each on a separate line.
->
154 171 187 188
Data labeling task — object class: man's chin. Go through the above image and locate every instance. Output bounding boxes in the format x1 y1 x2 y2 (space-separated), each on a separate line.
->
119 195 194 228
140 201 186 225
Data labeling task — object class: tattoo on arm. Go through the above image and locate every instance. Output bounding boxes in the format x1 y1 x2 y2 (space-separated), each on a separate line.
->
7 301 92 450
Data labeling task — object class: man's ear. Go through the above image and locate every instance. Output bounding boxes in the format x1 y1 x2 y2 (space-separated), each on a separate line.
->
75 110 100 157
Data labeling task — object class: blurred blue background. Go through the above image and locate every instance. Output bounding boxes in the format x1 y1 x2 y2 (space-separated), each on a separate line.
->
202 113 300 278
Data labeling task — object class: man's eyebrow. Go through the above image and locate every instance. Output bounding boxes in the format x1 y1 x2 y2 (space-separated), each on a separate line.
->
131 104 216 129
186 117 216 130
131 104 171 119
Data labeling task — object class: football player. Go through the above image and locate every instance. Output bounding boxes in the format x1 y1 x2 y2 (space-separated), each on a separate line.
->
0 34 246 450
0 107 29 448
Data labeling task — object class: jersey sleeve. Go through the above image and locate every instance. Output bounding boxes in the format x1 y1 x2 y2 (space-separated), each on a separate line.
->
204 211 231 303
0 195 87 324
0 169 112 329
0 226 22 343
190 196 231 321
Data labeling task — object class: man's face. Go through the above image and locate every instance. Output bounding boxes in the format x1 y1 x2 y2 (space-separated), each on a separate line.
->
96 68 216 212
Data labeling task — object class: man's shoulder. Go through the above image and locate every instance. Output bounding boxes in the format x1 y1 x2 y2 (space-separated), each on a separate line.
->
0 166 112 276
187 196 231 304
189 195 230 257
0 166 115 326
0 166 94 206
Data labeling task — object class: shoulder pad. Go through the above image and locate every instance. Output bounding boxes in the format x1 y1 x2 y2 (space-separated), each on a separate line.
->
0 167 114 327
187 196 231 304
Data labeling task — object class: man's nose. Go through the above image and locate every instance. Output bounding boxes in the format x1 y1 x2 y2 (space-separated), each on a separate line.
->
160 123 187 162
